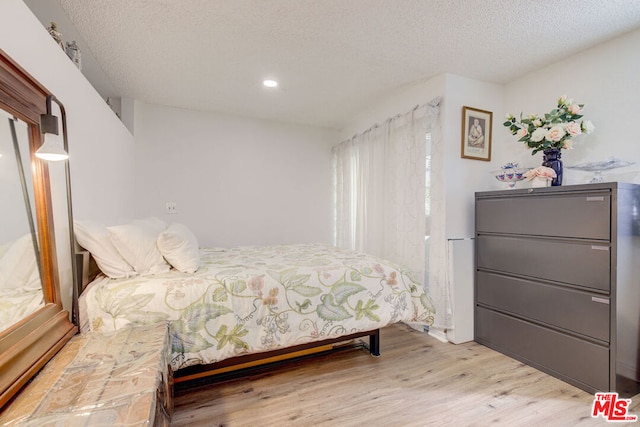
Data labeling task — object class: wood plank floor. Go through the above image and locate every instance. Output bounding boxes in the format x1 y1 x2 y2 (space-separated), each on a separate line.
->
171 323 640 426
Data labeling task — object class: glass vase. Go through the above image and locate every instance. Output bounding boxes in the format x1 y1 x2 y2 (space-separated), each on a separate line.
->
542 148 563 186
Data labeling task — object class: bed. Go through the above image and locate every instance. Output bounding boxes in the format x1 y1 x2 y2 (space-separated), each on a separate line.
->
74 219 435 380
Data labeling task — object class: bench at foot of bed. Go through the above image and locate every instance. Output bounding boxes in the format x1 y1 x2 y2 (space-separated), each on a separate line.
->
174 328 380 387
0 324 173 426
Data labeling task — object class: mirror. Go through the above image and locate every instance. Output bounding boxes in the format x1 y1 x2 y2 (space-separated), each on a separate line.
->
0 111 45 332
0 48 75 409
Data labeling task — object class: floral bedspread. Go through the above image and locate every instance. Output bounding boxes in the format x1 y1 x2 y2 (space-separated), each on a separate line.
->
80 244 435 370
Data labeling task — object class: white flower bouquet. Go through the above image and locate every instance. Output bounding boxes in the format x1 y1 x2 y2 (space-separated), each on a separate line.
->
503 96 595 155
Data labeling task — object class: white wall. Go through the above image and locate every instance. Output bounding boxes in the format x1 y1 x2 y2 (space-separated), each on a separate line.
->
498 28 640 185
0 0 137 312
441 74 503 238
133 102 339 247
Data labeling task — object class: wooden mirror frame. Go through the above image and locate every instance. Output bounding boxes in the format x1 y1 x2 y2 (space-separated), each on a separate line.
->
0 49 76 408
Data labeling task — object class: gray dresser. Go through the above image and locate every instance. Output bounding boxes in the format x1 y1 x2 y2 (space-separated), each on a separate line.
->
474 182 640 395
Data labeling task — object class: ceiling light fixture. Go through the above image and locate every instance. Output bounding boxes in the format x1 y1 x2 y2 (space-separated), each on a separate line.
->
263 79 278 88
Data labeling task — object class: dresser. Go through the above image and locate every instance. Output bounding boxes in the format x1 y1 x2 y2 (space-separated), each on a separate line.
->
474 182 640 395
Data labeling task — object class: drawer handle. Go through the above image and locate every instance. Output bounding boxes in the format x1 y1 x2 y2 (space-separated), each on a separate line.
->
586 196 605 201
592 296 610 304
591 245 609 251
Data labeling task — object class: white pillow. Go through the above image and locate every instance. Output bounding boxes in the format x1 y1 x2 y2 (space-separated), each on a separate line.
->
157 223 200 273
0 234 38 289
74 220 136 279
108 220 170 275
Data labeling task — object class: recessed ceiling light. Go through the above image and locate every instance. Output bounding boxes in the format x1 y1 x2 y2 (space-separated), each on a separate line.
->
263 79 278 88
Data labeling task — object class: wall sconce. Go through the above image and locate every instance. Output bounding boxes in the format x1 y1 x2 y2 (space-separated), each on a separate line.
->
37 95 69 161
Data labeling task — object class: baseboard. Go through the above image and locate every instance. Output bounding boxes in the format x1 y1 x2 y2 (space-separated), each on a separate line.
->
428 327 449 343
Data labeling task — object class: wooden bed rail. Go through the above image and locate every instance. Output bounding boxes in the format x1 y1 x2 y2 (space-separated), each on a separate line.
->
174 329 380 387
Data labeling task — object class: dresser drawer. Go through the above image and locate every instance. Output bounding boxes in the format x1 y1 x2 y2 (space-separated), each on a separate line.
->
477 235 610 291
477 271 610 342
476 193 610 240
475 307 609 392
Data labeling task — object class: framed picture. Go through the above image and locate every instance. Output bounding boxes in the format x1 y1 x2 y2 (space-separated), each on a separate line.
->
461 106 492 161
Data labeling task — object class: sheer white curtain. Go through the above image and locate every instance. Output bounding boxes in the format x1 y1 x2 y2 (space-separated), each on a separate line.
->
425 100 450 336
333 98 441 298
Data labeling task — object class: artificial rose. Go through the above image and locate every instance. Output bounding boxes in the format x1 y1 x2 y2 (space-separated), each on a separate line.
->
565 121 582 137
530 127 548 142
516 128 528 139
582 120 595 134
547 125 565 142
563 138 573 149
532 119 542 127
568 104 582 115
537 167 557 178
524 166 557 181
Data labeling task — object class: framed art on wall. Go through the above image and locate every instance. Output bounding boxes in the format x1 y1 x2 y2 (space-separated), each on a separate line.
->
461 106 492 161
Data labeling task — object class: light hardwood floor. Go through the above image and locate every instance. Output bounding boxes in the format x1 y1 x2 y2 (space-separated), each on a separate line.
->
172 323 639 426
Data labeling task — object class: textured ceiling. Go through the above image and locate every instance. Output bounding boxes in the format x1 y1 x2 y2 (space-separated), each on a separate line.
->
54 0 640 129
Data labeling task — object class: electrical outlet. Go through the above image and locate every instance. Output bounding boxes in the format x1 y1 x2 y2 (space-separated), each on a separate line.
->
165 202 177 214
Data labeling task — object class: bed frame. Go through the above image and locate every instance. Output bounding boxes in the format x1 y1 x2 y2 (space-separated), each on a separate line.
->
174 329 379 387
74 250 380 386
